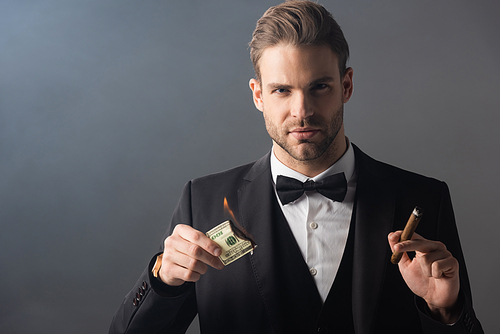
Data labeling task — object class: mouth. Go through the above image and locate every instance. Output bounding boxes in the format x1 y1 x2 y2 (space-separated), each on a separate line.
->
289 127 320 140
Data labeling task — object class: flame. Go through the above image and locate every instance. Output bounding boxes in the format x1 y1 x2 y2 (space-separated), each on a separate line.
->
223 197 256 250
223 197 238 223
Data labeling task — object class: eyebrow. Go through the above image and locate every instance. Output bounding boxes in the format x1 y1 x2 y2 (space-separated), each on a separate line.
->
266 82 293 91
266 76 336 91
308 76 335 88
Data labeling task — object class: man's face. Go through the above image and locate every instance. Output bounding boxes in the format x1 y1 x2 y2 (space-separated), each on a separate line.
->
250 44 353 170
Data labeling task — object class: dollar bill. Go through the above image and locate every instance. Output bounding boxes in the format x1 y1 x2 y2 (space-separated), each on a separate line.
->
206 220 255 266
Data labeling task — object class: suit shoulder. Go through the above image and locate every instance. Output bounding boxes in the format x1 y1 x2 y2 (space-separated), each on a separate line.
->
191 162 254 185
354 144 447 190
188 152 270 188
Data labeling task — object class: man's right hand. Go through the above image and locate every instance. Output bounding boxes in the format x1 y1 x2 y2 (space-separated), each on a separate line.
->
159 224 224 286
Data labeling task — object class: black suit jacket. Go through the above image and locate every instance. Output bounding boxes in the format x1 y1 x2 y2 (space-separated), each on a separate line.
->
110 145 483 334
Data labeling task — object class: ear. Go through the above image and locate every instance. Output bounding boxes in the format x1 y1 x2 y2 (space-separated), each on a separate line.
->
249 78 264 112
341 67 354 103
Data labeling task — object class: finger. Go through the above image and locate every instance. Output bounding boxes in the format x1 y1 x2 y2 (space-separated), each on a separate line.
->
389 231 415 267
408 231 424 240
161 233 223 286
174 224 222 257
165 248 209 274
160 255 202 285
164 250 208 279
168 233 224 270
388 230 424 250
417 248 457 278
393 237 445 255
388 231 403 251
429 256 459 279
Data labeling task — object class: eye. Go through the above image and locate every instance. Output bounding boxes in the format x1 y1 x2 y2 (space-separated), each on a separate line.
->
314 83 329 90
273 88 289 94
311 83 331 95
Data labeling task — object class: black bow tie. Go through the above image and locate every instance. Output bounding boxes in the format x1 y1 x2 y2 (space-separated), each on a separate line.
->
276 173 347 205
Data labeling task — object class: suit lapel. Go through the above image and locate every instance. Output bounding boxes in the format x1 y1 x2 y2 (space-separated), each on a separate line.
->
351 145 396 334
237 153 322 333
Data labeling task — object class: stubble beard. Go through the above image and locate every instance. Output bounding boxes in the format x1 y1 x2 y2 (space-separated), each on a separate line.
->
264 104 344 163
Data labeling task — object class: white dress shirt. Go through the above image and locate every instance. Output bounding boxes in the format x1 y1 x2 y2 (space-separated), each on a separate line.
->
270 142 357 302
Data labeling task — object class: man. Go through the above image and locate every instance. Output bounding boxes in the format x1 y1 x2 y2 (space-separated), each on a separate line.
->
110 1 483 333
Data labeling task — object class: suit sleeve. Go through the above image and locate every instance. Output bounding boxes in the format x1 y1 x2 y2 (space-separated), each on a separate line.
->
109 182 199 334
417 182 483 334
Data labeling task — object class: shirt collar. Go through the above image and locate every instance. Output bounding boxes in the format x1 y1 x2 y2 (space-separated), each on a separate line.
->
270 139 356 185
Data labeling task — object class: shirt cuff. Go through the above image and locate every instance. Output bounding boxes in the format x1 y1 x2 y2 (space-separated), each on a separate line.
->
415 292 465 331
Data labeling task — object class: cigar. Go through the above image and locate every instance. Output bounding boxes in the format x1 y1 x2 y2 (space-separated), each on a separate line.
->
390 206 423 264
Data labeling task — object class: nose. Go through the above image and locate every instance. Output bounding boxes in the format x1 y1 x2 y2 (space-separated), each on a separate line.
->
290 91 314 119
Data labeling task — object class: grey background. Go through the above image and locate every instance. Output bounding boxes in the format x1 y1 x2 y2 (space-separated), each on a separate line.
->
1 1 498 333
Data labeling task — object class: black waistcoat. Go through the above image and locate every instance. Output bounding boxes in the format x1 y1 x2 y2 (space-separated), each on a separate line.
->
271 196 356 334
315 207 356 333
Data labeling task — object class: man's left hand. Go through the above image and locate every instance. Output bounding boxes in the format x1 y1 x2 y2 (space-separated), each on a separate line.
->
388 231 462 324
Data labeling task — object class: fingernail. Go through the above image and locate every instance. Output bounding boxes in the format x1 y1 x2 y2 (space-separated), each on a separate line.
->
214 248 221 257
